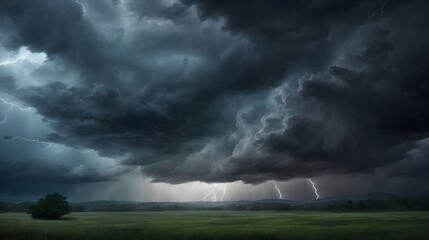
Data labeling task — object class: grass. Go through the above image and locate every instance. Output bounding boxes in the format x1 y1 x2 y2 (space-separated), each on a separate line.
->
0 211 428 240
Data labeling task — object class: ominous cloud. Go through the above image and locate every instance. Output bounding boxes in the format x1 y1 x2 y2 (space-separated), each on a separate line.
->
0 0 428 199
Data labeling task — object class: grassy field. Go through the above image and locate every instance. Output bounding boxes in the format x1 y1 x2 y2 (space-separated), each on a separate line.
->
0 211 428 240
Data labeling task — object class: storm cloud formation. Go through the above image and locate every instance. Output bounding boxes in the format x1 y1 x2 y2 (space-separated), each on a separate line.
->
0 0 428 198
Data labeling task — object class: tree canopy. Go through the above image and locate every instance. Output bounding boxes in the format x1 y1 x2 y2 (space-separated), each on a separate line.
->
27 193 70 219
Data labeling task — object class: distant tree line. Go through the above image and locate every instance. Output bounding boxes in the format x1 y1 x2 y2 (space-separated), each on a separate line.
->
1 195 428 213
0 202 5 213
321 198 429 211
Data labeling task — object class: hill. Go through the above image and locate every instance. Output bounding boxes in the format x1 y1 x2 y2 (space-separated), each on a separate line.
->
1 193 428 212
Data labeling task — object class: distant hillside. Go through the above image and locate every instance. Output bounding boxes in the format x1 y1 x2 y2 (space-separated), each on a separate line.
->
1 193 428 212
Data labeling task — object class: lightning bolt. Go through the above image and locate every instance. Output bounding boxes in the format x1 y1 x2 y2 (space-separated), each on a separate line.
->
272 181 283 200
201 184 218 201
0 105 12 125
0 98 32 125
346 0 396 51
212 189 217 201
3 135 51 148
147 20 169 26
54 147 101 156
75 0 86 13
307 179 320 200
220 185 227 202
0 98 31 111
364 0 395 24
0 55 29 66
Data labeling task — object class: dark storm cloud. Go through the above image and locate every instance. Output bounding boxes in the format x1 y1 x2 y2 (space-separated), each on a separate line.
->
0 0 237 155
0 0 428 188
255 17 429 175
381 138 429 179
0 156 118 183
0 136 131 187
15 81 189 157
0 0 108 71
144 0 429 183
182 0 381 70
0 76 16 92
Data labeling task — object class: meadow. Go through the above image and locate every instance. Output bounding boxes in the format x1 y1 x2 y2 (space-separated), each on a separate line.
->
0 211 428 240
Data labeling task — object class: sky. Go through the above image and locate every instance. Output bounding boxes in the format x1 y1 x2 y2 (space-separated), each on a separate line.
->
0 0 428 202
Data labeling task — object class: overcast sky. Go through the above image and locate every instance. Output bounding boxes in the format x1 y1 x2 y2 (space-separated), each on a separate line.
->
0 0 428 202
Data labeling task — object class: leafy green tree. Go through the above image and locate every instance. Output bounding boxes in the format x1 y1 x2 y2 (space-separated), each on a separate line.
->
27 193 70 219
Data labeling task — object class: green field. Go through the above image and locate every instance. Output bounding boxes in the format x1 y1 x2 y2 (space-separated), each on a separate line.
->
0 211 428 240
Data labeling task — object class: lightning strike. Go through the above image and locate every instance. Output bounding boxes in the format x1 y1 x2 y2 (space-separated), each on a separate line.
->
0 105 12 125
347 0 396 51
212 190 217 201
3 136 51 149
147 20 169 26
75 0 86 13
220 185 227 202
55 148 98 156
0 55 29 66
201 184 218 201
0 98 32 111
272 181 283 200
307 179 320 200
365 0 395 24
0 98 32 125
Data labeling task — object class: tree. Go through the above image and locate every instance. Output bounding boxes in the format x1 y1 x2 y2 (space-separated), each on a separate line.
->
0 202 5 213
27 193 70 219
